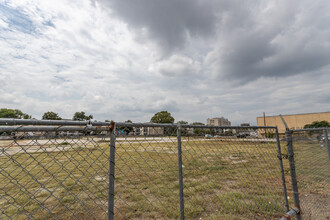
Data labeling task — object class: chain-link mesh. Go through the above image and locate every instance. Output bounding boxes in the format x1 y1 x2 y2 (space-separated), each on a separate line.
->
113 124 288 219
291 129 330 219
0 121 290 219
0 126 111 219
181 127 287 219
114 125 180 219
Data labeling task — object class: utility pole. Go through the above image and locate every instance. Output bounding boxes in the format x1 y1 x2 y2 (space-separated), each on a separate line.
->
263 112 266 137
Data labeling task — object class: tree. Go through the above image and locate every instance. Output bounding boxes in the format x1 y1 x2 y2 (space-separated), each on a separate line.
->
42 111 62 120
0 108 31 119
150 111 175 136
191 122 206 135
150 111 175 124
72 112 93 121
177 120 188 125
304 120 330 128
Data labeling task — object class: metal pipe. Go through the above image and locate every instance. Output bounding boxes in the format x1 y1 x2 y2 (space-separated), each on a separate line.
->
0 126 109 132
0 119 110 126
116 123 277 129
279 115 289 130
177 125 185 220
285 130 301 220
275 128 289 212
264 112 267 137
108 122 116 220
0 119 277 129
291 127 330 132
324 129 330 161
280 207 300 220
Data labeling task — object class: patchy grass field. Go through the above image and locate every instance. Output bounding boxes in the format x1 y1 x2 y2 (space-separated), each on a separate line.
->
291 140 330 219
0 136 306 219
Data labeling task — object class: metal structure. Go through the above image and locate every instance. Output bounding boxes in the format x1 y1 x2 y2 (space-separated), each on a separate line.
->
4 119 327 219
278 114 301 220
288 127 330 219
278 114 329 219
0 119 112 219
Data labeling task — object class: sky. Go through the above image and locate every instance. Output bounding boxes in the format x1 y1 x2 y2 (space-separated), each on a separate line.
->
0 0 329 125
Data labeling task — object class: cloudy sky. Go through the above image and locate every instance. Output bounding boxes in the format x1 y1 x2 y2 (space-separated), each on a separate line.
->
0 0 329 125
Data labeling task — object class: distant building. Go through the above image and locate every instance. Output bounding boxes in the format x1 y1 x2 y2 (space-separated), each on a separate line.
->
257 111 330 133
133 126 164 136
207 117 231 126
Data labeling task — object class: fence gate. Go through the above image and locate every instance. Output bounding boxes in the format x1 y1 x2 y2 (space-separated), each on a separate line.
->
107 123 289 219
289 128 330 219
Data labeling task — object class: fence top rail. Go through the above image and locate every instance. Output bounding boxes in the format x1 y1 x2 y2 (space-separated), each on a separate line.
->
0 126 109 132
116 122 277 129
291 127 330 132
0 119 110 126
0 119 277 129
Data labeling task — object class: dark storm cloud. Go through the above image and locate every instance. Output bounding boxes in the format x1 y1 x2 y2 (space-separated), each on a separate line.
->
210 0 330 82
101 0 330 83
100 0 218 52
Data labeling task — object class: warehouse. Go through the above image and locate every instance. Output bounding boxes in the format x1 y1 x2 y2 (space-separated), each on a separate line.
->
257 111 330 133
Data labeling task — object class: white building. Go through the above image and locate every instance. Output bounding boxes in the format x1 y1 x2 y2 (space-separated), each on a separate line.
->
207 117 231 126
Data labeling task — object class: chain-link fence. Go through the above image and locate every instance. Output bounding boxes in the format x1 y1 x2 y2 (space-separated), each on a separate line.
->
289 128 330 220
0 120 112 219
180 126 288 219
0 119 291 219
113 123 289 219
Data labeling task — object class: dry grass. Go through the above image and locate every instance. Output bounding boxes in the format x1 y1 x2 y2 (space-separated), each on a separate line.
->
114 138 288 219
1 136 326 219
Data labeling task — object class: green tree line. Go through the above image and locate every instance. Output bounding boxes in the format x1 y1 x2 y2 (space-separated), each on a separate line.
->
304 120 330 128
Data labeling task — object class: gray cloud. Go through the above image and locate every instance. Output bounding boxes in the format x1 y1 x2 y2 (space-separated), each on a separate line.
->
149 55 200 77
100 0 218 53
100 0 330 83
208 0 330 82
1 0 329 125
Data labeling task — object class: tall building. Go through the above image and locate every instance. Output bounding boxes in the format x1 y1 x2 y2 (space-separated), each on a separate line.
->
256 111 330 133
207 117 231 126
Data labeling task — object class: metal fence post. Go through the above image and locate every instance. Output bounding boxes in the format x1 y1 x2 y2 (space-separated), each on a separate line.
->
275 128 289 212
324 129 330 161
177 125 185 220
285 130 301 220
108 122 116 220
